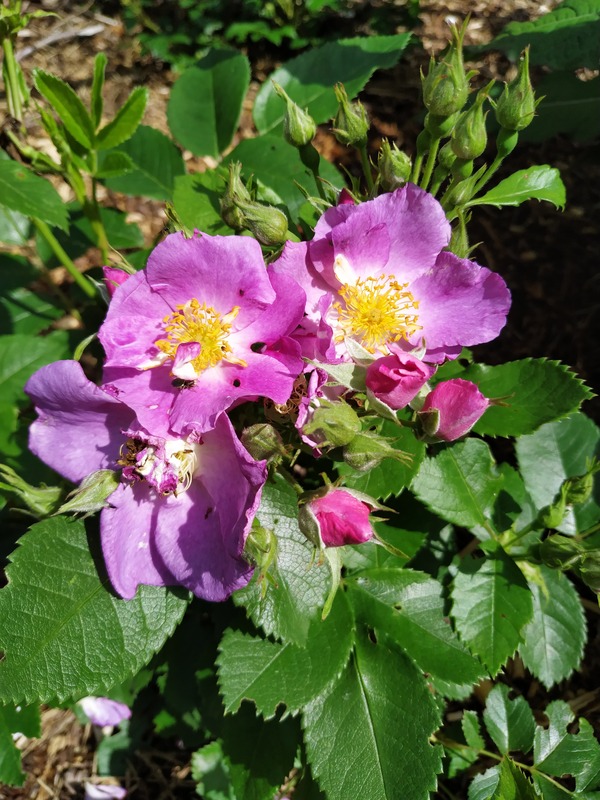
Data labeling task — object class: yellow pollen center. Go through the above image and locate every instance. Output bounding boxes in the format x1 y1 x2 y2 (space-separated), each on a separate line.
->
155 298 244 375
334 274 421 352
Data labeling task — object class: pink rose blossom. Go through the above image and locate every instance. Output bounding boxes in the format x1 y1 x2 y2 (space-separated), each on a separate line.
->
308 488 374 547
102 267 130 298
420 378 490 441
84 785 127 800
78 697 131 727
366 350 436 409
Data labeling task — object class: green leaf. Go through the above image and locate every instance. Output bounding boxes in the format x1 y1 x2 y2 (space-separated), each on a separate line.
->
451 545 533 675
484 0 600 70
221 705 300 800
104 125 186 200
218 591 353 718
0 160 68 231
491 758 538 800
192 740 236 800
519 566 586 688
347 569 487 697
461 359 593 437
411 439 502 538
0 704 40 786
467 166 566 210
469 765 501 800
96 87 148 150
337 421 426 501
0 204 30 245
516 413 600 535
33 69 95 149
223 134 343 218
92 151 134 179
483 684 535 755
91 52 107 129
253 34 412 133
168 49 250 157
234 476 330 646
0 331 70 405
534 701 600 792
0 516 189 704
523 74 600 142
0 254 62 335
303 629 443 800
172 171 233 235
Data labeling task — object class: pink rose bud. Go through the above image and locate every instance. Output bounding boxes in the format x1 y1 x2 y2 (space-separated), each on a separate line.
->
78 696 131 727
102 267 130 298
366 352 435 410
420 378 490 441
307 488 374 547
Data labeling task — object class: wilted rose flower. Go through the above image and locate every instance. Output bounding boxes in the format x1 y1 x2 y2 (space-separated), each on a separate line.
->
270 185 510 364
78 697 131 727
84 784 127 800
301 488 375 547
99 231 306 435
366 350 435 409
420 378 490 441
25 360 266 602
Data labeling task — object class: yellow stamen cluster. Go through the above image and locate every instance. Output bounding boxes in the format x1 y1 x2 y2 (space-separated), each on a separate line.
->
155 298 244 375
334 275 421 352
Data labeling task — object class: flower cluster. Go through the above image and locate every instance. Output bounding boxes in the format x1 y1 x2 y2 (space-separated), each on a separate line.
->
26 185 508 600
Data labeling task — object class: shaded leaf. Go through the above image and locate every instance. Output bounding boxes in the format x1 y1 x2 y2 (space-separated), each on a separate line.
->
483 684 535 754
172 171 232 235
0 516 189 704
254 34 412 133
0 704 40 786
523 73 600 142
0 331 70 405
0 160 68 231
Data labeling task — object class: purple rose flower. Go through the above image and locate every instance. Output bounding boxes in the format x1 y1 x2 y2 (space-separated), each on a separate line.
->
366 350 436 410
270 185 510 364
25 360 266 602
420 378 490 441
102 266 130 299
78 696 131 727
98 231 306 435
306 488 375 547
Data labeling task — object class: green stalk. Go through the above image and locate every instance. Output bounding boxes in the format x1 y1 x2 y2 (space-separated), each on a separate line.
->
86 179 110 263
419 136 441 192
358 144 375 194
2 37 23 122
33 219 97 299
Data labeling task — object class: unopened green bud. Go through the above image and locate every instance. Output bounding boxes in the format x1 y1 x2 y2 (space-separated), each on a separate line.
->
57 469 120 516
302 399 361 448
220 161 251 230
495 47 537 132
243 523 278 588
342 431 410 472
438 141 457 170
297 502 322 549
233 197 289 246
495 128 519 159
421 20 475 117
565 459 600 506
378 140 412 190
424 111 460 139
451 82 492 160
536 484 569 529
332 83 369 148
539 534 581 570
272 82 317 147
241 423 287 464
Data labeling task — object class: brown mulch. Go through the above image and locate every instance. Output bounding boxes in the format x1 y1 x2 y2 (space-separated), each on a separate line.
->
1 0 599 797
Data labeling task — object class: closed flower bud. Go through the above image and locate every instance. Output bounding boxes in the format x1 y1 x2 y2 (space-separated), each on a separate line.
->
564 459 599 506
332 83 369 148
243 523 278 575
233 197 290 246
451 82 492 160
220 161 252 230
421 20 474 117
495 47 537 132
343 430 410 472
437 140 457 170
419 378 490 441
241 423 287 464
301 399 361 448
366 351 435 410
537 484 569 530
272 82 317 147
103 266 130 298
378 140 412 191
300 487 375 548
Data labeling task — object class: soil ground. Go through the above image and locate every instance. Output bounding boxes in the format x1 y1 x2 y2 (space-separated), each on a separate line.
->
1 0 599 797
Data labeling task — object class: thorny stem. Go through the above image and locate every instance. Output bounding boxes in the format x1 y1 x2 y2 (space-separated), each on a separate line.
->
86 179 110 263
277 465 304 496
358 144 375 194
420 136 441 192
33 219 97 299
2 37 24 122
